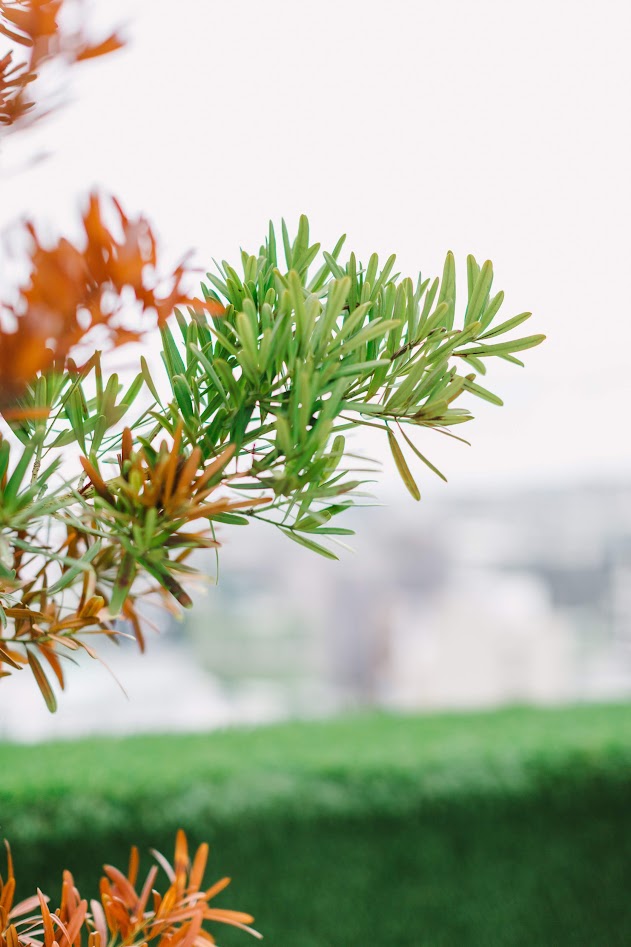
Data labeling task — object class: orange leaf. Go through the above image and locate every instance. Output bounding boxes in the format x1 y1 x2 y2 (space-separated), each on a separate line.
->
187 845 209 896
203 877 231 902
127 846 139 888
61 898 87 947
0 646 23 670
5 924 20 947
79 457 114 504
135 865 158 920
37 888 55 946
38 645 65 691
75 34 124 62
102 866 137 911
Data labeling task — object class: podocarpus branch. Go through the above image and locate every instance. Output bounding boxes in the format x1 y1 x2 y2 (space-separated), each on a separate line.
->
0 215 544 710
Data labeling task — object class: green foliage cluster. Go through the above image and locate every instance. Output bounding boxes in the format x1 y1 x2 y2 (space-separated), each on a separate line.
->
154 216 543 549
0 218 543 707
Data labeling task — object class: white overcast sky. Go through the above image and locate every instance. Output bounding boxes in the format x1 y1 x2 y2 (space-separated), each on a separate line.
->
1 0 630 499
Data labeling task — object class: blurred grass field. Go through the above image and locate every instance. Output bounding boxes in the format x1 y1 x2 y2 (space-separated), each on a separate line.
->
1 704 630 946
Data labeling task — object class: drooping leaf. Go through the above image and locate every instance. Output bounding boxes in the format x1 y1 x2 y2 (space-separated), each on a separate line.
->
27 650 57 713
387 430 420 500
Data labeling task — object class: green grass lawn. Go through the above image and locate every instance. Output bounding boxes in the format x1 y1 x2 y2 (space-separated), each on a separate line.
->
1 703 630 946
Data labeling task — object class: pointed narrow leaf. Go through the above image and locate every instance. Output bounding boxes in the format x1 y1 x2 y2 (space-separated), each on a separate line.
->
397 425 448 481
27 650 57 713
387 430 420 500
282 528 339 560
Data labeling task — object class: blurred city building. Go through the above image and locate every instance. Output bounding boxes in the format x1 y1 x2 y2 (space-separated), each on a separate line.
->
188 479 631 714
2 480 630 740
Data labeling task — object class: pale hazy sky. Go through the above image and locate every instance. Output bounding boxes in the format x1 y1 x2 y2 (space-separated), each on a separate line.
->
2 0 630 498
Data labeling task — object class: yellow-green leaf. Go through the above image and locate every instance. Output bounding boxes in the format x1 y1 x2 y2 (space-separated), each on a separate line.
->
387 430 420 500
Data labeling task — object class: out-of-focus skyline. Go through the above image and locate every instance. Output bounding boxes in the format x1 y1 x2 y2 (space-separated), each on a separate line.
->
1 0 629 493
4 475 630 741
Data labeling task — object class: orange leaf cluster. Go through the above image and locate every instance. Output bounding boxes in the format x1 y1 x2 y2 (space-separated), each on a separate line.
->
0 0 123 70
0 424 263 705
87 427 256 524
0 832 260 947
0 195 223 406
0 591 111 713
80 425 267 610
0 48 34 125
0 424 268 709
0 0 123 127
0 516 119 710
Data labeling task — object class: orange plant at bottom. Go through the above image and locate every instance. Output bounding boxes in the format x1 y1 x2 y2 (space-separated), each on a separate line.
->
0 831 260 947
